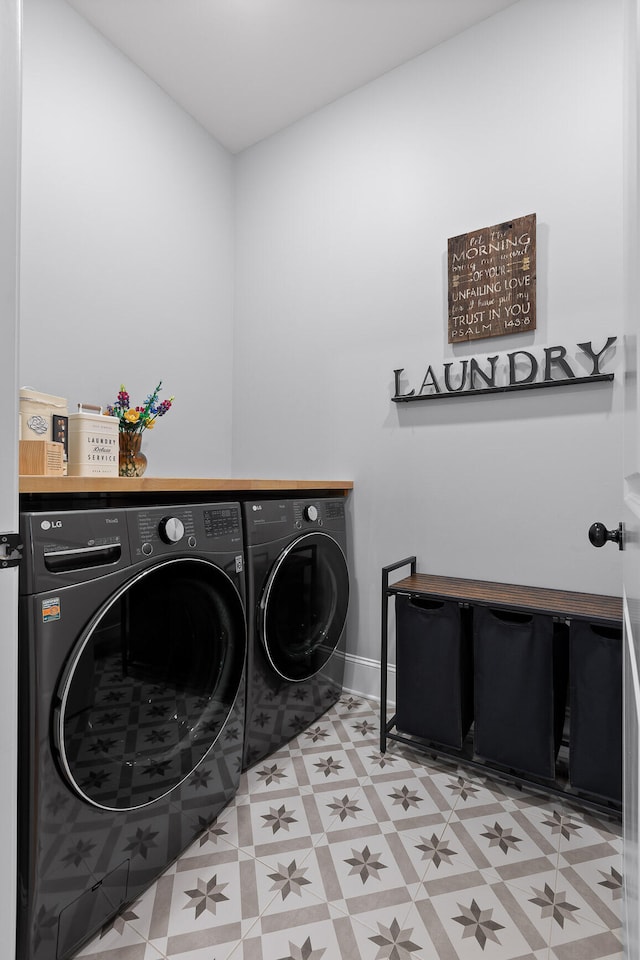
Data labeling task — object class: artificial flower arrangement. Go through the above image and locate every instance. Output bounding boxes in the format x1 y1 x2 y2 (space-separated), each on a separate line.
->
106 381 174 433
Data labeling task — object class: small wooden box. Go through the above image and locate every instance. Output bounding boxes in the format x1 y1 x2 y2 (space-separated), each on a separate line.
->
19 440 65 476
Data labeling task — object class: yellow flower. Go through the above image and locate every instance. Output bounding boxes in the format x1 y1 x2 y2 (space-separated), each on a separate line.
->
145 418 156 429
124 409 140 423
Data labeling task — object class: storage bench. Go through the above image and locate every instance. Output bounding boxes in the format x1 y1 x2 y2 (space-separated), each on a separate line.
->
381 558 623 817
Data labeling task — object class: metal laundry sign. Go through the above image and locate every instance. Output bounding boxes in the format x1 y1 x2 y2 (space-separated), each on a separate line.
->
392 337 616 403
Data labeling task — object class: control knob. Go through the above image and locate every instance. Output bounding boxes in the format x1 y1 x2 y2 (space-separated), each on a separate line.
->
303 505 319 522
158 516 185 544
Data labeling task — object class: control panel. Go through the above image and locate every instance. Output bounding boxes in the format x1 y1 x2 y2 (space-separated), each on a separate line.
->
293 501 322 529
204 506 241 539
20 502 245 592
293 499 345 530
136 508 196 550
132 503 242 558
244 498 346 544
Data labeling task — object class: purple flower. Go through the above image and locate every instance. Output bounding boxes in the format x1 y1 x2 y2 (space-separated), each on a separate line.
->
116 386 130 410
106 381 174 434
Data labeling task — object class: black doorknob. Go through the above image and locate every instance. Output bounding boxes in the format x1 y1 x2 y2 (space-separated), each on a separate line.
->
588 521 623 550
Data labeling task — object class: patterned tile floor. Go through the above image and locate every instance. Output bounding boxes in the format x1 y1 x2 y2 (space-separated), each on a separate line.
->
74 695 623 960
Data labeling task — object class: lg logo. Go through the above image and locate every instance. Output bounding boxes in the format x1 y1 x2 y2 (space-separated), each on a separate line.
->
252 505 262 512
40 520 63 530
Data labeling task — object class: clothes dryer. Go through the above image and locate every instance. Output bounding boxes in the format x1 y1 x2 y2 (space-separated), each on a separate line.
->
18 502 247 960
242 498 349 770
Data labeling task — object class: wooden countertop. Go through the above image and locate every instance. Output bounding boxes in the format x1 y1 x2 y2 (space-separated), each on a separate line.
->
389 573 623 625
19 476 353 495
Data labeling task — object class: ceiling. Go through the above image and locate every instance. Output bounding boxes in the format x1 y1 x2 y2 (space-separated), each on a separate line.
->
63 0 521 154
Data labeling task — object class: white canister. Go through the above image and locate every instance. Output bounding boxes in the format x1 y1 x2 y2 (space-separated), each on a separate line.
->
19 388 68 441
68 404 119 477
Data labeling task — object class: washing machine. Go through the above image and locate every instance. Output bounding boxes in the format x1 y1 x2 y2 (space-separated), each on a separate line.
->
18 502 247 960
242 497 350 770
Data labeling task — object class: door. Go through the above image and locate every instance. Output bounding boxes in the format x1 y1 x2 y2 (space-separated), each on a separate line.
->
260 533 349 682
54 558 246 811
0 0 21 955
624 0 640 955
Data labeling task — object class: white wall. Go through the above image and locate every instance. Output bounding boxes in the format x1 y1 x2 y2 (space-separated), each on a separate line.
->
233 0 625 696
20 0 626 700
20 0 235 477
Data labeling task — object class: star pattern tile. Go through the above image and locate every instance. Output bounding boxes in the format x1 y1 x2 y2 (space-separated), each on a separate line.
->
267 858 312 900
72 695 623 960
452 896 506 948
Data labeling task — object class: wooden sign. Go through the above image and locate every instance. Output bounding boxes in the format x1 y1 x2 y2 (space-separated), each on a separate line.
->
448 213 536 343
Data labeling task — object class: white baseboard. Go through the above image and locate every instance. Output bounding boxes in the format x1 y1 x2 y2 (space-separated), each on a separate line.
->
340 649 395 709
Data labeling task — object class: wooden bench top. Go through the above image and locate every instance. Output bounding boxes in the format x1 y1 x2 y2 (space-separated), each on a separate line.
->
388 573 622 625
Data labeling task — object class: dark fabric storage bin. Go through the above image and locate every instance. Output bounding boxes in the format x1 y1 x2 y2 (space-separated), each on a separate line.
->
569 619 622 802
395 594 473 749
473 605 568 780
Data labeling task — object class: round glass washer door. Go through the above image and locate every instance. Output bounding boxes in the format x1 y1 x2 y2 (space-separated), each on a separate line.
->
259 532 349 682
55 557 246 812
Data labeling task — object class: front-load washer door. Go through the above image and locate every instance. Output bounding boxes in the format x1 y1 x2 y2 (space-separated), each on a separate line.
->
55 558 246 811
259 532 349 682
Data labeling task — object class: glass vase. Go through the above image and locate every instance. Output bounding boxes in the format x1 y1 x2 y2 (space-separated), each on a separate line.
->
119 431 147 477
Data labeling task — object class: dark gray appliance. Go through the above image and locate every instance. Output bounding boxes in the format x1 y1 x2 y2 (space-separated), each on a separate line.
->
242 498 349 770
18 503 247 960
